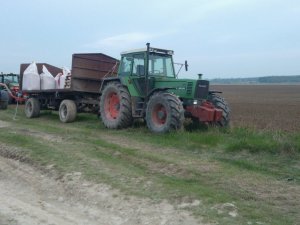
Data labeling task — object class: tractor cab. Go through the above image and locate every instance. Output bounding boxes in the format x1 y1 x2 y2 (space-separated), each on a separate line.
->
119 47 175 77
0 73 19 86
118 46 178 98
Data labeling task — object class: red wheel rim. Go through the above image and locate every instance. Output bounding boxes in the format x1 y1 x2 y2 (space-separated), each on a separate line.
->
152 103 167 126
104 92 120 120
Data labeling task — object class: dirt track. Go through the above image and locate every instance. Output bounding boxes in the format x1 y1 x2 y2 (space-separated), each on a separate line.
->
0 153 201 225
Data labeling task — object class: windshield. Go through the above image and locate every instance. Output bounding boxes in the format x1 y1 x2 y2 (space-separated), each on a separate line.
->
148 54 175 77
4 74 19 83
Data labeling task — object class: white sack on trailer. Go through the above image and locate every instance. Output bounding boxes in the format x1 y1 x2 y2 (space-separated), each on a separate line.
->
55 66 71 89
40 65 56 90
22 62 40 90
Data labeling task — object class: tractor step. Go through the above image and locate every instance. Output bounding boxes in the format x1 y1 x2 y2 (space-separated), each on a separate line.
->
133 101 145 117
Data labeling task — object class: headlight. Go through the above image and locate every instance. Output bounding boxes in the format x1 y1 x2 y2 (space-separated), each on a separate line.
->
193 100 198 105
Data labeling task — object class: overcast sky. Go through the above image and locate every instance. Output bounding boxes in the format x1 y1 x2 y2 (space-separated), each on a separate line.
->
1 0 299 79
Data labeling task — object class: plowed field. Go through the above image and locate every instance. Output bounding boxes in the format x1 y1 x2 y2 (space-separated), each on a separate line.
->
212 85 300 132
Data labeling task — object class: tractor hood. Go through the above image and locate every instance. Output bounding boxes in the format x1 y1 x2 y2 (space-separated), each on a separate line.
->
154 78 210 100
8 82 19 88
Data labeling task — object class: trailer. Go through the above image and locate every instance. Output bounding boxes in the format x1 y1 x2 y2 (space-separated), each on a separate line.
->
20 54 119 122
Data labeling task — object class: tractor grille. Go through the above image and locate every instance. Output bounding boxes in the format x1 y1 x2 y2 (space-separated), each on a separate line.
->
186 82 193 96
195 80 209 99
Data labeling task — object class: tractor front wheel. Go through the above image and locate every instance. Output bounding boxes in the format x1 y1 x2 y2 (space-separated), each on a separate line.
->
100 82 132 129
146 92 184 133
25 98 40 118
208 94 230 127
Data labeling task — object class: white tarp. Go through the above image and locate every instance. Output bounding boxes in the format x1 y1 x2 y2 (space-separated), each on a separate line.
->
40 65 56 90
22 62 40 90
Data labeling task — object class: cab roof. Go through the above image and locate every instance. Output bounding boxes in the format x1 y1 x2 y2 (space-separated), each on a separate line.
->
121 47 174 55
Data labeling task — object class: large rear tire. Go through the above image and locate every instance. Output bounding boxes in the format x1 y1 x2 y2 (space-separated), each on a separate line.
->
59 100 77 123
146 92 184 133
208 94 230 127
0 90 9 110
25 98 40 118
100 82 132 129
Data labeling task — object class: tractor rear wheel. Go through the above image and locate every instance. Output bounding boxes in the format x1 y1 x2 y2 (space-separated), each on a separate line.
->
100 82 132 129
146 92 184 133
59 100 77 123
208 94 230 127
0 90 9 110
25 98 40 118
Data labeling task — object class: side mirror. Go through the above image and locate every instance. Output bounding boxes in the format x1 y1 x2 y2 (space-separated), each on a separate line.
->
185 60 188 71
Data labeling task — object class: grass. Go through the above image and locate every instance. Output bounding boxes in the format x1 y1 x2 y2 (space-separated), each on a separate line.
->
0 105 300 225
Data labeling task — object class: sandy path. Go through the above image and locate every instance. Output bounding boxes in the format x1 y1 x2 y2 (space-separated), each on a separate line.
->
0 155 202 225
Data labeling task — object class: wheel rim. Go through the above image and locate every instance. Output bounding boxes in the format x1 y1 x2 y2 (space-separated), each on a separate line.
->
61 104 67 119
104 92 120 120
27 101 33 113
152 103 167 126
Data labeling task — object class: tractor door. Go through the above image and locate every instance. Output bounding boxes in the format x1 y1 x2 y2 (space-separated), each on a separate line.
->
131 53 147 97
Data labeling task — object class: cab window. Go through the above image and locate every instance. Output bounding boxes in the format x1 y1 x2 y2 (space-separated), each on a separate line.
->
148 54 175 77
132 54 145 76
119 56 133 76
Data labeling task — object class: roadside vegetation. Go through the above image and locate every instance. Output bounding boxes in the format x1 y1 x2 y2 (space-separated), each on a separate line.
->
0 106 299 225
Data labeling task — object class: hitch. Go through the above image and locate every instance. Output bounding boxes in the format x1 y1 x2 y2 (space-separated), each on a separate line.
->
186 101 223 122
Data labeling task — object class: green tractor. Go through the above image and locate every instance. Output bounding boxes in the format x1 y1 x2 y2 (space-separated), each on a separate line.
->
0 73 21 104
100 43 230 133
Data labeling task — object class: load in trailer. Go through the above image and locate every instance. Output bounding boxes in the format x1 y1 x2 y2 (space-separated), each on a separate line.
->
21 43 230 133
20 54 118 122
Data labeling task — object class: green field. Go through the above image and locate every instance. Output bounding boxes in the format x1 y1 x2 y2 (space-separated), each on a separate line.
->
0 105 299 225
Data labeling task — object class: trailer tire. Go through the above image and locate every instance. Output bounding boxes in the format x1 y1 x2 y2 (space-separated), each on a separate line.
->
208 94 230 127
0 90 9 110
146 92 184 133
25 98 40 118
100 82 132 129
59 100 77 123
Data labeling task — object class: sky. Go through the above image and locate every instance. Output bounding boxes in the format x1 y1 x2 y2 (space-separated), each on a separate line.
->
0 0 299 79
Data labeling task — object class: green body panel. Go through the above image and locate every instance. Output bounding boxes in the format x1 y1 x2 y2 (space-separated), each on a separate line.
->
153 78 198 100
120 76 141 97
121 76 199 100
8 82 19 88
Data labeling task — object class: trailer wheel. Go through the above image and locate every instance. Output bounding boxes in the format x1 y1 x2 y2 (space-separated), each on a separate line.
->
25 98 40 118
100 82 132 129
146 92 184 133
59 100 77 123
208 94 230 127
0 90 9 110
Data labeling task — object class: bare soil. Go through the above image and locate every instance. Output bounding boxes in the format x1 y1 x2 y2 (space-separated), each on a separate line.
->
0 145 203 225
212 85 300 132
